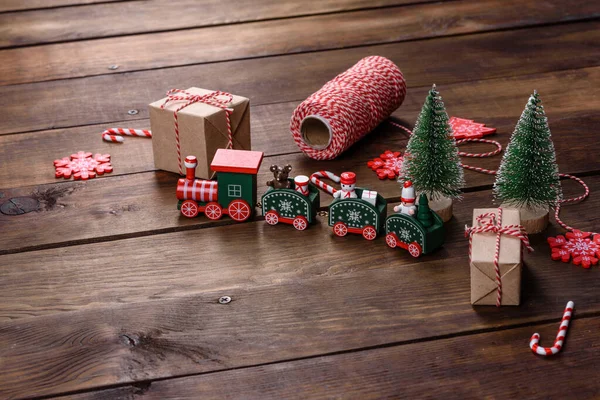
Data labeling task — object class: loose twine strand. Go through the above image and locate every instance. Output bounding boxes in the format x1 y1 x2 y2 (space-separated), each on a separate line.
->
388 119 596 236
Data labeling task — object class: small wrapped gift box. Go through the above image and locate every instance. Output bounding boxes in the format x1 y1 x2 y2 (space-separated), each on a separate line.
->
361 190 378 206
149 87 251 179
467 208 533 306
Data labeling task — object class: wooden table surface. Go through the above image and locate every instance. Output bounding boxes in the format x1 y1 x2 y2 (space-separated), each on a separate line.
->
1 1 599 399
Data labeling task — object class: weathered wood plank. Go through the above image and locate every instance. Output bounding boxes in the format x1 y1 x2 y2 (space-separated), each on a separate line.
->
2 22 600 134
0 0 125 13
0 0 426 47
64 317 600 400
0 174 597 318
2 0 600 85
1 224 598 399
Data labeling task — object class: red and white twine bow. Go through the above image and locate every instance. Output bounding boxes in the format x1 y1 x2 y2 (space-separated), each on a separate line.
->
465 208 534 307
161 89 234 175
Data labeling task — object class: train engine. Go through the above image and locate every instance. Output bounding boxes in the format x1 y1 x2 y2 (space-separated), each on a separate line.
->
177 149 264 222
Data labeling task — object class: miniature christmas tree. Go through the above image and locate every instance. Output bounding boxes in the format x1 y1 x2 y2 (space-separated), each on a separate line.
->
493 91 562 211
402 84 464 201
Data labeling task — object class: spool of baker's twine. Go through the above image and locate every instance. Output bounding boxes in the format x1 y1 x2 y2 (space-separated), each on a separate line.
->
290 56 406 160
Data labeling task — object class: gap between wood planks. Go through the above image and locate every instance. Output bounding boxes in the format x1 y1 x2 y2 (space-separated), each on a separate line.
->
0 0 134 14
0 0 448 48
1 1 599 85
27 313 600 400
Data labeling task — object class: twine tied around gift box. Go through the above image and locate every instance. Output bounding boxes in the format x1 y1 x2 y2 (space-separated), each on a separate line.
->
161 89 234 175
465 208 534 307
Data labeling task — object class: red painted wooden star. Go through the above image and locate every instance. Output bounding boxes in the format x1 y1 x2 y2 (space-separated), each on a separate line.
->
449 117 497 139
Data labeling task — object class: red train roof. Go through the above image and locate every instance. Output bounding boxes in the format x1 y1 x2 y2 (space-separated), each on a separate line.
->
210 149 264 174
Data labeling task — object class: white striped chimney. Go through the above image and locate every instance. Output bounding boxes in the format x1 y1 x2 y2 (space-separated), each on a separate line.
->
184 156 198 181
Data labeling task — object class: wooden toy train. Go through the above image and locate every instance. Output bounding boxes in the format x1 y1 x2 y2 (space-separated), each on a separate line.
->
176 149 263 222
176 149 444 257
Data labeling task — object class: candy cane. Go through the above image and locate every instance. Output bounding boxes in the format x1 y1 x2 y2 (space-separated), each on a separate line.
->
310 171 340 196
530 301 574 356
102 128 152 143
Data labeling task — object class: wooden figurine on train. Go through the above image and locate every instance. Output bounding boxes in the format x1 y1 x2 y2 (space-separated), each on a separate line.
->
261 164 320 231
311 171 387 240
384 180 444 257
177 149 264 222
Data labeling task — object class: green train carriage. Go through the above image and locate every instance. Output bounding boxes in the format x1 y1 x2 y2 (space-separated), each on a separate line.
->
384 194 444 257
329 188 387 240
262 179 320 230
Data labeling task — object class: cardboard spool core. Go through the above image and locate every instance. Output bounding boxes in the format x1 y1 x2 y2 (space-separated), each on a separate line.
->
300 115 332 150
501 203 549 234
419 195 453 223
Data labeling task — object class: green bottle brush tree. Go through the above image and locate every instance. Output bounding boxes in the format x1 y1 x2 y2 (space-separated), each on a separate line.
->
401 84 464 222
493 90 562 233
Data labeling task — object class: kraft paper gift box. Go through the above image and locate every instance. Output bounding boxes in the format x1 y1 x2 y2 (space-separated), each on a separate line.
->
149 87 251 179
470 208 523 306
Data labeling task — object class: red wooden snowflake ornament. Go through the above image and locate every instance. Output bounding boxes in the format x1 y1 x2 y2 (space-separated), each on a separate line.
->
54 151 113 180
367 150 403 180
449 117 497 139
548 230 600 268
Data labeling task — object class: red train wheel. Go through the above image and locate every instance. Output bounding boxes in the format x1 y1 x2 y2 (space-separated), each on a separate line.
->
228 199 251 222
205 202 223 220
265 210 279 225
385 233 398 248
180 200 199 218
333 222 348 237
408 242 423 258
293 216 308 231
362 225 377 241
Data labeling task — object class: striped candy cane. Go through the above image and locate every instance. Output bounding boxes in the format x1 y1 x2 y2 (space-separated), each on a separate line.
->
530 301 574 356
310 171 340 196
102 128 152 143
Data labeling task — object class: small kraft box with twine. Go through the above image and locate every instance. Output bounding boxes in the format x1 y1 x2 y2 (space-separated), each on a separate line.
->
466 208 533 307
149 87 251 179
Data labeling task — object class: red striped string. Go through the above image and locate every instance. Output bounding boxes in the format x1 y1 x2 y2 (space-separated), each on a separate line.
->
389 120 596 236
291 56 406 160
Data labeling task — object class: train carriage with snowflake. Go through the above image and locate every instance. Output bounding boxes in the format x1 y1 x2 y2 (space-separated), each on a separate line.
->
177 149 264 222
261 177 320 231
310 171 387 240
384 193 444 257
